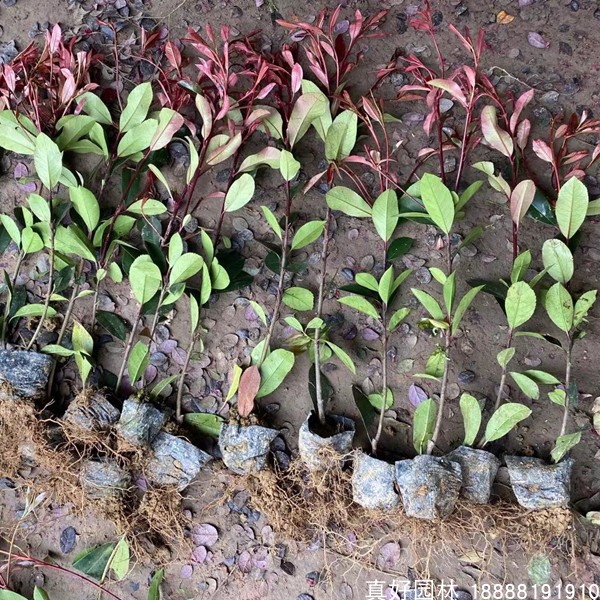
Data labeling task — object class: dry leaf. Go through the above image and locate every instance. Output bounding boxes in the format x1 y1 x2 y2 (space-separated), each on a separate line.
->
496 10 515 24
238 365 261 417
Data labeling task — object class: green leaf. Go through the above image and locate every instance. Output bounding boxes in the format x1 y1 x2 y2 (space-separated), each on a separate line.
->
0 592 28 600
483 402 531 444
412 288 444 321
549 389 566 406
505 281 536 329
119 82 152 132
574 289 597 327
511 250 532 284
70 186 99 233
413 398 437 454
117 119 158 157
352 385 375 436
149 374 178 398
169 253 203 285
509 372 540 400
456 180 483 211
33 588 50 600
368 388 394 411
523 370 560 385
0 215 20 245
425 346 446 378
127 199 167 216
545 282 574 333
291 220 325 251
287 92 328 148
325 110 357 161
282 287 314 311
355 272 378 291
27 193 51 223
326 341 356 374
249 301 267 326
256 348 295 398
55 225 96 263
261 206 282 240
326 186 372 218
338 295 379 319
110 537 130 581
184 412 225 438
206 132 242 166
0 123 36 154
454 285 484 332
210 259 230 290
481 105 514 158
497 347 516 368
279 149 301 181
387 237 413 261
510 179 536 228
239 147 282 172
72 543 116 580
168 233 183 266
551 432 581 463
78 91 112 125
97 311 129 341
555 176 588 239
388 307 410 332
127 340 149 385
378 266 395 304
372 189 399 242
42 344 75 357
442 272 456 314
34 133 63 190
587 198 600 216
459 393 482 446
72 321 93 355
13 304 57 319
542 239 574 284
21 227 43 254
148 568 164 600
149 108 184 151
226 364 243 402
129 255 162 304
419 173 454 234
224 173 255 212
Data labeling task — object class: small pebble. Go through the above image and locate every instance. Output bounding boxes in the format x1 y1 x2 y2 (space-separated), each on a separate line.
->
415 267 432 284
458 370 476 384
341 268 355 281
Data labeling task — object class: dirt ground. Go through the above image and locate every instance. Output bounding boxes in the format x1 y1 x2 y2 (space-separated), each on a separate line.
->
1 0 600 598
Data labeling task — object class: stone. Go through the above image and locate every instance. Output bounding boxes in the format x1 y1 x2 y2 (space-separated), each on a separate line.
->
352 451 399 510
447 446 500 504
395 454 462 520
80 460 131 499
219 423 279 475
0 349 53 400
146 432 212 490
505 455 573 509
62 392 120 431
298 413 355 471
116 398 167 447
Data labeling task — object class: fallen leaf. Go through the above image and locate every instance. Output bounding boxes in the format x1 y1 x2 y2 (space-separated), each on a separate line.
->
192 523 219 547
376 541 401 570
238 550 253 573
528 32 550 49
497 10 515 24
408 384 428 407
238 365 261 417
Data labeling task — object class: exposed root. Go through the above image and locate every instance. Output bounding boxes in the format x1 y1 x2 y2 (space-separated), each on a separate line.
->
246 450 577 583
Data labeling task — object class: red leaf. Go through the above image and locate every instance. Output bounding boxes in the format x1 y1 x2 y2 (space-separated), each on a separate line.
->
481 105 514 158
532 139 554 164
291 64 303 94
509 89 534 134
510 179 536 228
516 119 531 150
238 366 261 417
428 78 468 108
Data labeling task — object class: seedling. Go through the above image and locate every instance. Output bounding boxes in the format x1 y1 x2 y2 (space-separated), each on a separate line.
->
407 173 483 455
538 178 596 463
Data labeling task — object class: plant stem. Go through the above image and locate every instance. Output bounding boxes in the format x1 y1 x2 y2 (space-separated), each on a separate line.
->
258 181 292 366
27 225 55 351
313 209 332 425
176 329 200 423
115 304 143 392
372 304 388 457
494 331 514 412
427 329 451 455
1 252 24 348
560 341 573 438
